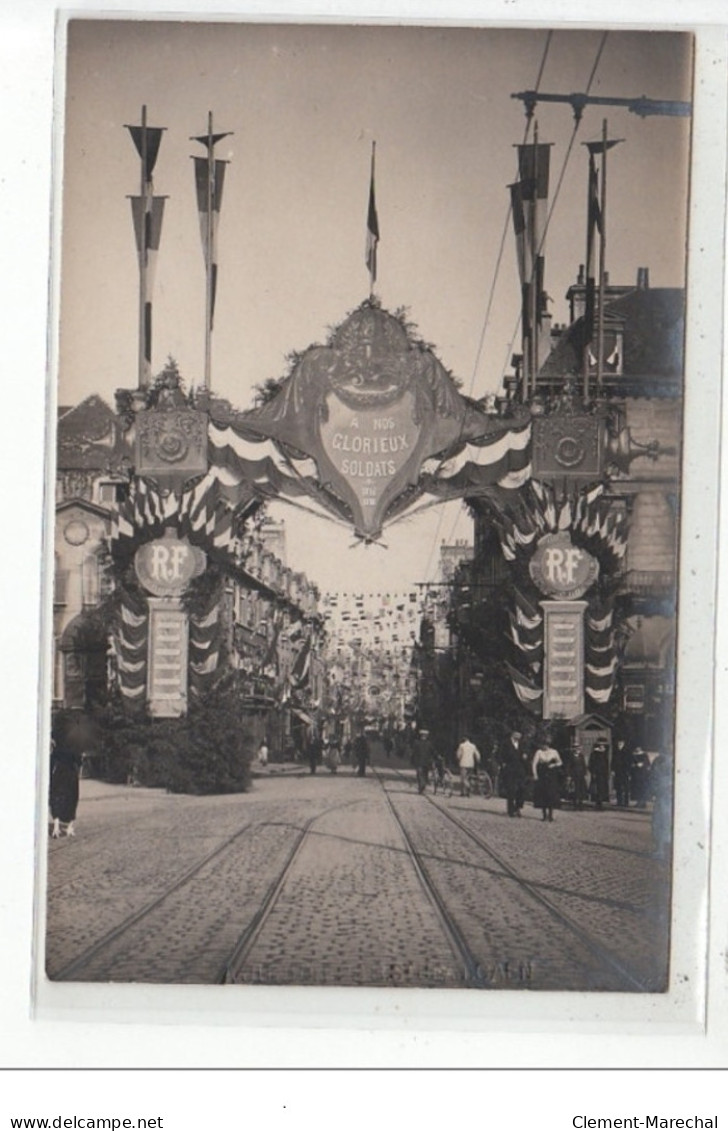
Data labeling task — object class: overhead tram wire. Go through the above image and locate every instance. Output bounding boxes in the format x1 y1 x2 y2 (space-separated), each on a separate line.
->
417 31 554 584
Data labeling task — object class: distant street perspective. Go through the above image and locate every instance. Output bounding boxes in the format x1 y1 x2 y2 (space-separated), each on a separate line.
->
46 25 689 992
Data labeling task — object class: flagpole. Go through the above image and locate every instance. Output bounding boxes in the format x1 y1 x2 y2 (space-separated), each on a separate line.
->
126 107 166 393
191 113 232 395
530 123 539 399
204 111 214 391
369 141 377 299
596 118 608 394
139 105 149 389
583 144 592 402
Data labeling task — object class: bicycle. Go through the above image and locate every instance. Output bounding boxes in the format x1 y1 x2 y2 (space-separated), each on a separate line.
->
461 767 495 799
430 763 455 798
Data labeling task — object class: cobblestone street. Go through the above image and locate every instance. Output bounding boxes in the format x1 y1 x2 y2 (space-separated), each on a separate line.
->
45 764 671 992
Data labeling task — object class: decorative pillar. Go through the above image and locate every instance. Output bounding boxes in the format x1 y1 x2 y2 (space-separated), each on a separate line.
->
134 532 206 718
528 530 600 722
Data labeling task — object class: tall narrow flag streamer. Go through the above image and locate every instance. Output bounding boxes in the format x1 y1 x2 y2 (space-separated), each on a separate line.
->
513 138 551 392
126 106 167 388
191 112 232 390
581 134 623 391
366 142 379 292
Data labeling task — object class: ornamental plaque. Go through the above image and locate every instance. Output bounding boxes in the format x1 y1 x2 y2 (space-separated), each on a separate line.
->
236 305 519 542
541 600 587 719
147 597 188 718
135 407 208 492
134 532 207 597
529 532 599 600
531 414 602 480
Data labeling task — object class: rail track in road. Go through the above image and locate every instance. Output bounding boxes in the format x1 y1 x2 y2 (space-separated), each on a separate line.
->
50 820 258 981
375 774 488 988
220 798 365 984
47 771 661 990
379 767 653 992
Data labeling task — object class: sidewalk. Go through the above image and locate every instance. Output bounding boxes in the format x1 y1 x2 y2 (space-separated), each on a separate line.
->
78 761 308 800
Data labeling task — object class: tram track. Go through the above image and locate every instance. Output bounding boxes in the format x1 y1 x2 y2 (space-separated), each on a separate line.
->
374 770 484 988
222 797 381 985
50 820 257 981
47 769 660 990
381 767 649 991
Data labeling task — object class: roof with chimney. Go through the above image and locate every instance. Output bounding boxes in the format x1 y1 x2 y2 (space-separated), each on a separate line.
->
539 285 685 395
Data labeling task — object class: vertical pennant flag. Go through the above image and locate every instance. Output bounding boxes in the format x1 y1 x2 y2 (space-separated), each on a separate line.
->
126 107 166 387
509 180 530 286
192 156 227 329
516 141 551 261
365 142 379 291
583 150 601 353
126 125 164 181
582 138 623 363
191 114 232 390
510 180 532 357
514 141 551 387
130 195 166 281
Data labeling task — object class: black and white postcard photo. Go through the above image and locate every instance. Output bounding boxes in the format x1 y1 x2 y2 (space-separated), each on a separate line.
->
42 18 698 1003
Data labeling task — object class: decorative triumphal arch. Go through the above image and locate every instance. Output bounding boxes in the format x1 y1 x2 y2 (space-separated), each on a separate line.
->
89 298 642 724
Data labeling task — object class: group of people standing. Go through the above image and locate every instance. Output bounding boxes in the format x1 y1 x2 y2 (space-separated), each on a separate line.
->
499 730 563 822
568 737 652 811
499 729 668 826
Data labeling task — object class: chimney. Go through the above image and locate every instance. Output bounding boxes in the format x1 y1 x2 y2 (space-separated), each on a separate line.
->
577 263 585 285
637 266 650 289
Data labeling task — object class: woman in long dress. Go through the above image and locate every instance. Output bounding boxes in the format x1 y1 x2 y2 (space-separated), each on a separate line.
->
532 740 563 823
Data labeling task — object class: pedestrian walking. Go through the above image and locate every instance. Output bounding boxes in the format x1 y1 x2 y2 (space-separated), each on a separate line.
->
532 737 563 822
612 738 631 807
258 739 269 767
589 738 610 810
571 745 588 810
456 734 481 797
412 729 435 793
630 746 650 808
499 729 527 817
354 731 370 777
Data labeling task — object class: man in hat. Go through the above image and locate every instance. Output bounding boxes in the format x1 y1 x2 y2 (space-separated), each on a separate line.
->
589 737 611 810
499 729 528 817
630 746 650 808
412 729 435 793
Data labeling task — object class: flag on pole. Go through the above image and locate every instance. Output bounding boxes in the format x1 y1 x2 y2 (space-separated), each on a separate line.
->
126 125 164 181
125 107 167 387
191 114 232 390
193 156 228 331
365 143 379 286
582 138 622 356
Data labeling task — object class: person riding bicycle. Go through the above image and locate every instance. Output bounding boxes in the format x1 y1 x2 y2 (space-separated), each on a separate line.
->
456 734 481 797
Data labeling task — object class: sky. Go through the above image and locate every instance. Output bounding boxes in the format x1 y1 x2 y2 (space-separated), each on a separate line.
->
56 20 692 593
